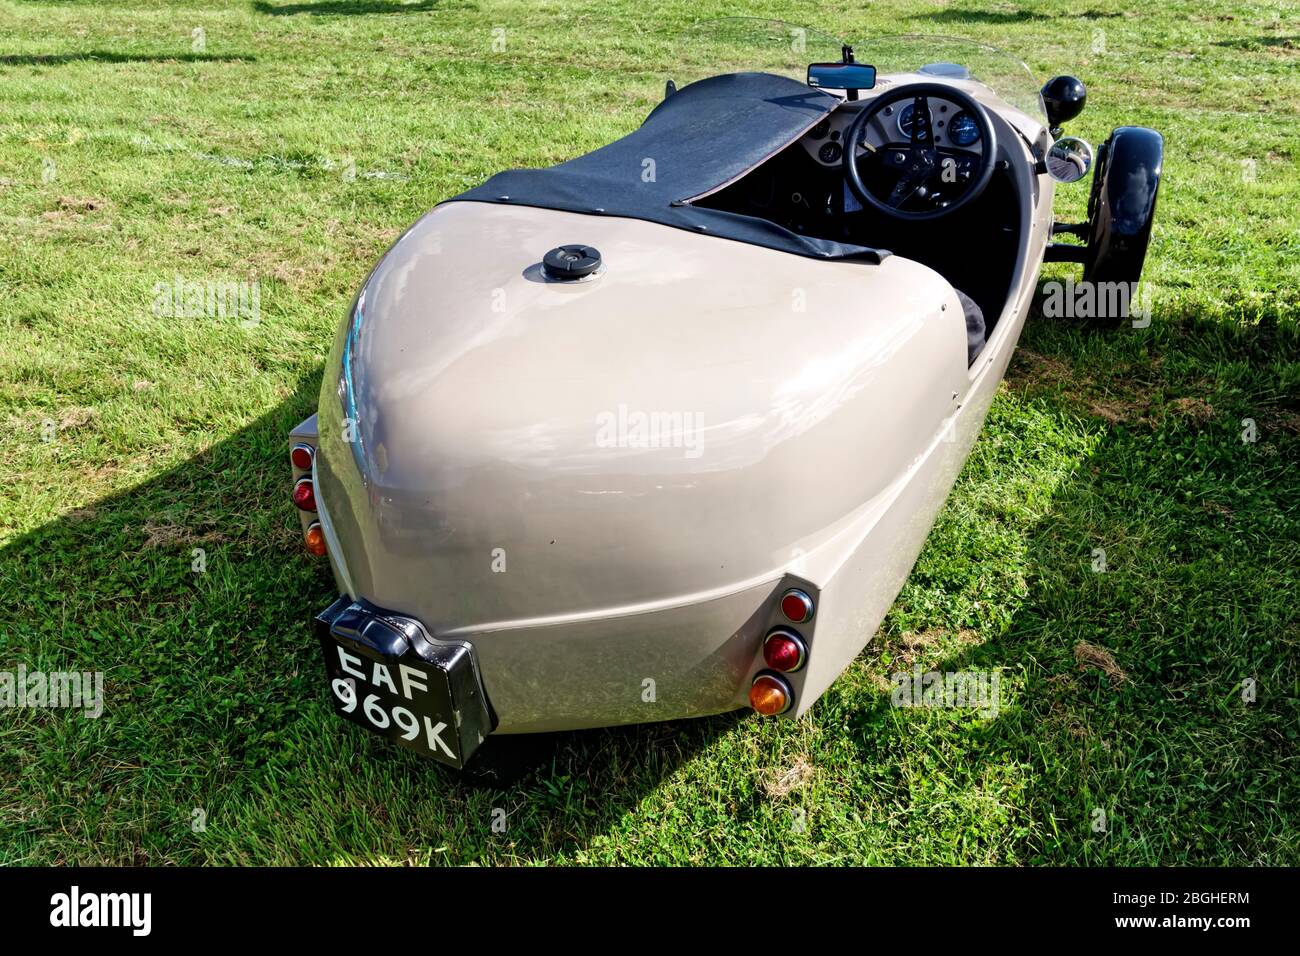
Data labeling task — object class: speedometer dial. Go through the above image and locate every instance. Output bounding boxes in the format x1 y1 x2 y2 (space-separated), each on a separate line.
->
896 103 930 141
948 111 980 147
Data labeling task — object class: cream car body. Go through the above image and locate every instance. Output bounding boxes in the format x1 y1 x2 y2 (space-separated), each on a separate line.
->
289 23 1161 765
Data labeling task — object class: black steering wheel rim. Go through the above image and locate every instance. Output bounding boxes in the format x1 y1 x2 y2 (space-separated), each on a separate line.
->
842 81 998 222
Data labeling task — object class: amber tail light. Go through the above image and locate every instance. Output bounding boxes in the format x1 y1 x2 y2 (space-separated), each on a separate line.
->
304 521 327 556
749 673 793 716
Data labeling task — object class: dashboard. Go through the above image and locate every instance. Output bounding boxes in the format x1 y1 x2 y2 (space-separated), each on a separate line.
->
798 94 987 169
695 82 1009 239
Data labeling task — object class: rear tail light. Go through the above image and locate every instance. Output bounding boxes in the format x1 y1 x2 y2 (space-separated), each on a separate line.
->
291 443 315 471
304 521 327 556
763 628 807 672
749 673 793 716
780 588 814 624
292 477 316 511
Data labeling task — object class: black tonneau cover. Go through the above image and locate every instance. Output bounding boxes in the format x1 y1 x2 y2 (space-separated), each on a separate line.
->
447 72 887 263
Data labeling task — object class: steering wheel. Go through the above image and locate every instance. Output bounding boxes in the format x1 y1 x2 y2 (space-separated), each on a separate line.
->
842 82 998 221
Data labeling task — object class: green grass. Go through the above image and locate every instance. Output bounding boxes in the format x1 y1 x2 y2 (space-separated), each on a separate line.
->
1 0 1297 865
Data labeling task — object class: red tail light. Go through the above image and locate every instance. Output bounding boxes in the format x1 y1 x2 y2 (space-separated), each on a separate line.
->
763 628 807 672
780 588 814 624
749 673 793 716
304 521 327 556
292 477 316 511
291 443 315 471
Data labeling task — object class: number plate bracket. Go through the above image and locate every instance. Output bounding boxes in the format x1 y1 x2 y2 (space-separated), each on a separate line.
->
314 595 496 769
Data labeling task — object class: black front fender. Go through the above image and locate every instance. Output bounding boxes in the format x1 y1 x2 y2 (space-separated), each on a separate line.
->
1085 125 1164 284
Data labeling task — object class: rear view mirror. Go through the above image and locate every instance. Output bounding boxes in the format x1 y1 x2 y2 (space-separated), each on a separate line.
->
1046 136 1094 183
807 62 877 91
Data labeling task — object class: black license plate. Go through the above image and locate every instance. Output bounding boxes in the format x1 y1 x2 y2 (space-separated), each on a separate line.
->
315 597 494 769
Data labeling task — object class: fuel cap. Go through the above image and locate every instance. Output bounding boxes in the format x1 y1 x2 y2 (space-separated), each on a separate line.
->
542 244 602 280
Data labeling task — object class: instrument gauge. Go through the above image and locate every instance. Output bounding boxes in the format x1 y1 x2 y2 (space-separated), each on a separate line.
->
948 111 980 147
896 103 930 141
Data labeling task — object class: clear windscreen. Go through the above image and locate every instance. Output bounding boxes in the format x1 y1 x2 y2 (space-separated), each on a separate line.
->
861 33 1046 122
669 17 847 87
668 19 1045 123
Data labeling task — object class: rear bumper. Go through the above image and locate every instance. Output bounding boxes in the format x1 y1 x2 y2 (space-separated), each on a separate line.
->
314 576 800 735
446 577 784 733
299 411 810 733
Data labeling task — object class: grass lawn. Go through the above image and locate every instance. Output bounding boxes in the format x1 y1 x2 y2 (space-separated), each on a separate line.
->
1 0 1297 865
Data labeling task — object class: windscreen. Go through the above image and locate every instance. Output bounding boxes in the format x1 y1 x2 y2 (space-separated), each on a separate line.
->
667 19 1045 124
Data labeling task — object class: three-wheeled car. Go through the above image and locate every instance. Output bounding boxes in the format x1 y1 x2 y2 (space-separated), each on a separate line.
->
288 19 1162 768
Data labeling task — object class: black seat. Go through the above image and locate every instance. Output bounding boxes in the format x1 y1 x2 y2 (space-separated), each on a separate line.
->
955 288 986 365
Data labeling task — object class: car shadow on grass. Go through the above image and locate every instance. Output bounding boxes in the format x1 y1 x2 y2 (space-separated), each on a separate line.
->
835 308 1299 865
